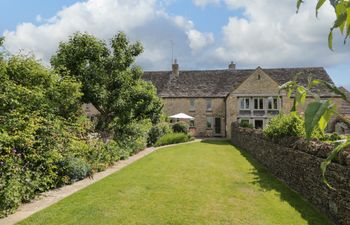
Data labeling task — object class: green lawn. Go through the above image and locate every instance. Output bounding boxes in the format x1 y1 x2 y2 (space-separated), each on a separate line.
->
18 140 331 225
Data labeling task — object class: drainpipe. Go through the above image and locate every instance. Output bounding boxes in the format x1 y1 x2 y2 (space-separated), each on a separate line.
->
224 96 227 138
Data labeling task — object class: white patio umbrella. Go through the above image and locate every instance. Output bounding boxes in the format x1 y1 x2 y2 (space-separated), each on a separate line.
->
169 113 194 120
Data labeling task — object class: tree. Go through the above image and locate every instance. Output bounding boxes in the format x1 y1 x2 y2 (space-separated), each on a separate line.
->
51 32 163 139
297 0 350 50
0 37 4 60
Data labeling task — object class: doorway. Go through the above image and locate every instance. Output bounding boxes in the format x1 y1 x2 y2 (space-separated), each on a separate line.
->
254 120 263 129
214 117 221 135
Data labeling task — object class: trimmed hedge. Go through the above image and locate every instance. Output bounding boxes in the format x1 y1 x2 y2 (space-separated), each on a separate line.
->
155 133 192 146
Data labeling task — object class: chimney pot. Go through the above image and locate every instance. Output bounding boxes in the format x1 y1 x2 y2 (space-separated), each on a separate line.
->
228 61 236 70
172 59 179 76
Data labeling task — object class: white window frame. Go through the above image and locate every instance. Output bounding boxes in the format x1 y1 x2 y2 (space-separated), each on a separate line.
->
190 119 195 127
253 98 264 110
189 98 196 111
267 97 278 110
240 98 250 110
206 99 212 111
206 117 213 129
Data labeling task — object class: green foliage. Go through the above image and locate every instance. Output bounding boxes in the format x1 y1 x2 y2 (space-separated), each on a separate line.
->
304 100 335 139
0 54 124 217
59 155 91 184
321 139 350 189
320 133 342 142
297 0 350 50
155 133 191 146
264 113 325 140
264 113 305 140
51 32 163 139
172 121 189 134
116 119 152 155
280 75 350 188
239 120 253 128
147 122 172 146
0 37 5 60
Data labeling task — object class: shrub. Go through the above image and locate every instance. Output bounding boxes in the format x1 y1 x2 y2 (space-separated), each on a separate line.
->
264 113 305 140
147 122 172 146
263 113 325 140
239 120 253 128
117 119 152 155
59 155 91 184
155 133 191 146
172 121 189 134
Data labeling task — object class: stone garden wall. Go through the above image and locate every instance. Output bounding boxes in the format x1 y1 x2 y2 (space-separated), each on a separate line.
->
231 122 350 225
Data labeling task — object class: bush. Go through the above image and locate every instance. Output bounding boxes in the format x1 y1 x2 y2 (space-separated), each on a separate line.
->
239 120 253 128
172 121 189 134
116 119 152 155
264 114 305 140
59 155 91 184
263 113 325 140
147 122 172 146
155 133 191 146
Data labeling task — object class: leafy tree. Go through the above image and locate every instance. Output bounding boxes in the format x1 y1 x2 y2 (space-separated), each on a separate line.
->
0 37 4 60
297 0 350 50
51 32 163 138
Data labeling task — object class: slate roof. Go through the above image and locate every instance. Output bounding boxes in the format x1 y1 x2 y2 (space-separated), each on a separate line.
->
142 67 336 98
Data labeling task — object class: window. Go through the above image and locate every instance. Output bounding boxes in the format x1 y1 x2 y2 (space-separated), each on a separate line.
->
254 98 264 109
257 74 261 80
190 120 195 127
189 99 195 111
240 119 250 127
254 120 264 129
240 98 250 110
206 117 213 129
206 99 212 111
267 97 278 110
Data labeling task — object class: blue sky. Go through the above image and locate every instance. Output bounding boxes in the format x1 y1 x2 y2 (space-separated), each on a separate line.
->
1 0 349 89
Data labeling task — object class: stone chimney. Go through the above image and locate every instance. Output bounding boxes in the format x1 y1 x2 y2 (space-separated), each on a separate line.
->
172 59 179 77
228 61 236 70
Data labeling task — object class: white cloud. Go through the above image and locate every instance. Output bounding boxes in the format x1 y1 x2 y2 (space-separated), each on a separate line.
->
4 0 350 73
3 0 212 69
172 16 214 51
212 0 350 68
187 29 214 51
193 0 220 7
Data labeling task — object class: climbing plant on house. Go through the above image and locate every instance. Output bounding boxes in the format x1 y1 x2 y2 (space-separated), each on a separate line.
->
279 75 350 188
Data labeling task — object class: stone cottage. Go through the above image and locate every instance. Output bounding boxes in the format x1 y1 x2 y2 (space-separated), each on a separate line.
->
143 61 344 138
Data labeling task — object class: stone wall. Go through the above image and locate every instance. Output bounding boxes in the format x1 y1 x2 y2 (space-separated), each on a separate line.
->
231 123 350 225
